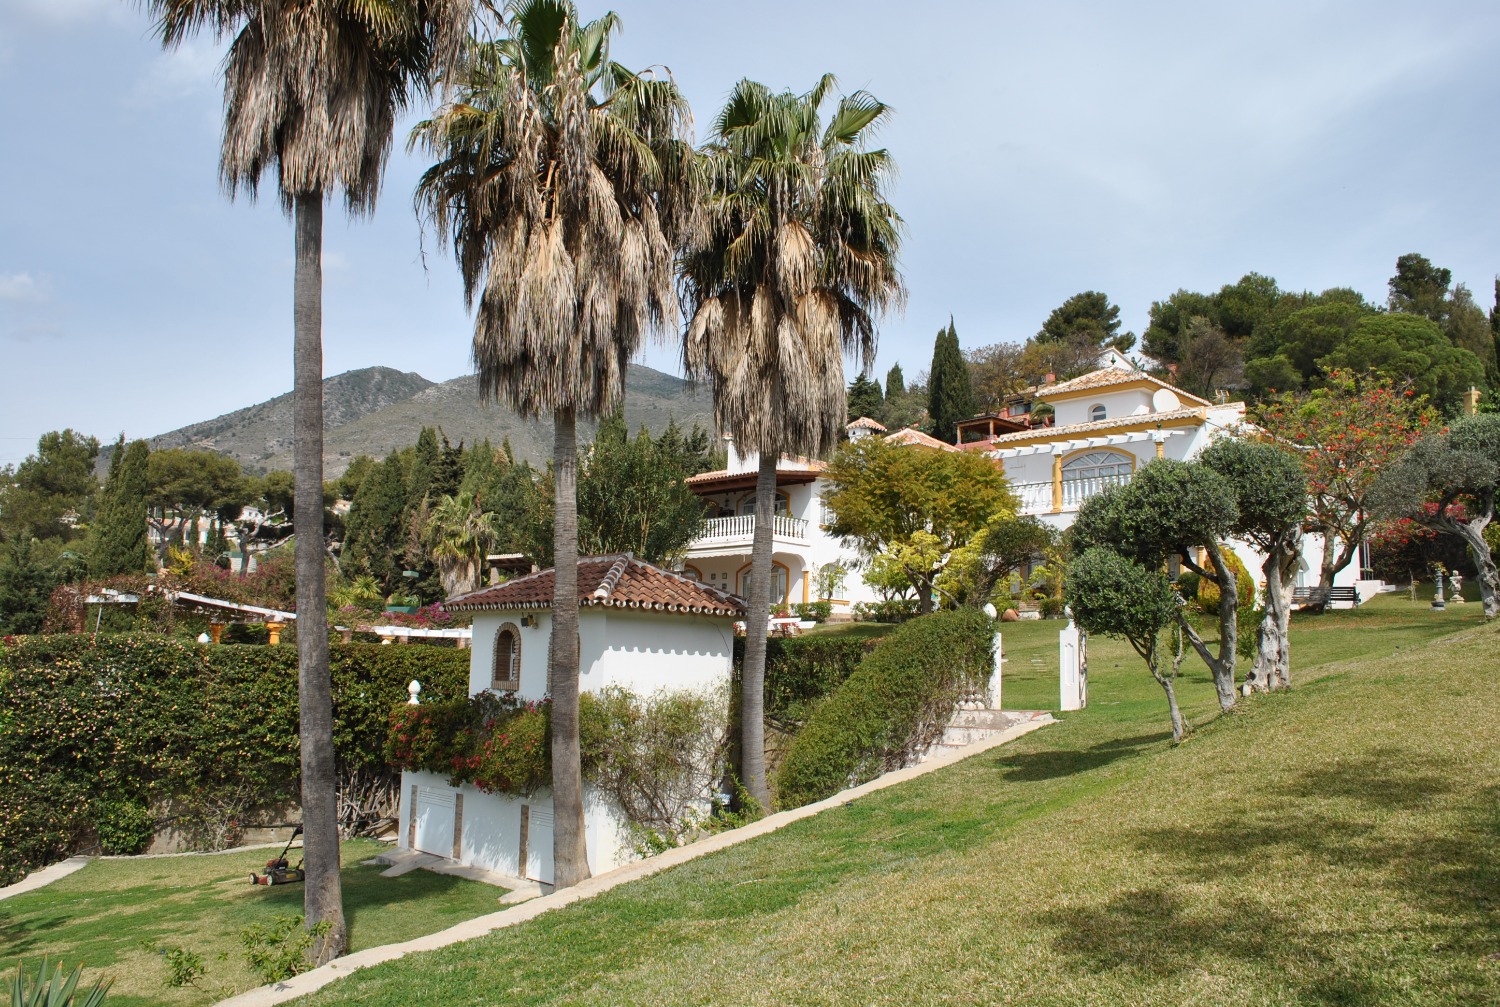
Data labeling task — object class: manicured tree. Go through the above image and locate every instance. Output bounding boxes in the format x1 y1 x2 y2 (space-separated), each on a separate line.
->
680 75 903 808
415 2 694 887
88 439 151 577
142 0 477 957
1199 438 1307 690
824 436 1015 614
1255 372 1433 609
1373 414 1500 617
1072 460 1240 711
1066 547 1189 741
927 319 974 443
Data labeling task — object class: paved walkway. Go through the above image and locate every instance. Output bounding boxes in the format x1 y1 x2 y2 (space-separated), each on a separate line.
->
0 856 93 902
213 713 1055 1007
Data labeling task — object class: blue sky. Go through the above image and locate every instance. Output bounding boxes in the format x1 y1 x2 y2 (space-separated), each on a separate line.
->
2 0 1498 467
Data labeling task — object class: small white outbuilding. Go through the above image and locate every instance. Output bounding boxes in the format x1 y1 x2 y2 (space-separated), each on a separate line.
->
395 554 745 884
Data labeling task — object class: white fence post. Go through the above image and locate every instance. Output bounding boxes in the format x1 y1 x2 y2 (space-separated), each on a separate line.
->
1059 612 1087 711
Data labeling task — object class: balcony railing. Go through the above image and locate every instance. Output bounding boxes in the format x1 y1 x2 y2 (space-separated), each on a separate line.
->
1011 471 1135 514
692 513 809 544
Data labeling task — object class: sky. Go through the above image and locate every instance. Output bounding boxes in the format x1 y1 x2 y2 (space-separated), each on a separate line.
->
2 0 1498 467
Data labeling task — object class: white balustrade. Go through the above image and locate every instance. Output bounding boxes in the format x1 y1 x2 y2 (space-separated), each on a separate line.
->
692 513 809 544
1012 472 1135 515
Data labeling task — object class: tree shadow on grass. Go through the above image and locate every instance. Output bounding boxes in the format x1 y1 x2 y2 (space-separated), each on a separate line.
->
1032 749 1500 1004
0 912 45 957
991 732 1169 782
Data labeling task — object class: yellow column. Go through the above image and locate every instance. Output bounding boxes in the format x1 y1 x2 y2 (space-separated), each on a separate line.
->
1051 454 1064 513
1155 439 1165 459
265 621 285 646
802 570 811 604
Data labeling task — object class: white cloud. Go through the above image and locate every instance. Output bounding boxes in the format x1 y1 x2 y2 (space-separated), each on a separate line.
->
0 272 47 303
127 39 223 106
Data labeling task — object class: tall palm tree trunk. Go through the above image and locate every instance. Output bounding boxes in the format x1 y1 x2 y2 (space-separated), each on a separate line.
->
738 454 778 809
292 191 345 962
549 409 589 889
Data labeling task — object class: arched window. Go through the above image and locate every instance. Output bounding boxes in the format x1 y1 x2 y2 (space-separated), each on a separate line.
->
737 562 790 605
1062 450 1133 481
1088 403 1107 422
491 623 521 691
736 491 790 517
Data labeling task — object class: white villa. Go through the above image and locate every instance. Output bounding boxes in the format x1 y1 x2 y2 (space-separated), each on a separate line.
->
395 555 744 884
675 365 1367 609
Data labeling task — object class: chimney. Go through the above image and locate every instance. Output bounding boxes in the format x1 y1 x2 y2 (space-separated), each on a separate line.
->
1464 386 1482 416
1044 373 1055 385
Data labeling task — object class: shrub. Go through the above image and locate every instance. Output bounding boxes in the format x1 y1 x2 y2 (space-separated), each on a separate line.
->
851 598 920 623
92 800 155 856
774 608 994 809
0 634 471 884
792 600 832 622
1039 597 1066 619
1197 549 1255 611
3 960 112 1007
735 635 880 725
241 914 331 984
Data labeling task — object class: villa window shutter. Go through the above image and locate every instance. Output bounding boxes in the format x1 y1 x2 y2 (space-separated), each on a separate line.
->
492 623 522 691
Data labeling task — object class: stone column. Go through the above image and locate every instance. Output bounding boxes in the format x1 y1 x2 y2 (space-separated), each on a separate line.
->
1051 451 1064 513
1059 610 1086 711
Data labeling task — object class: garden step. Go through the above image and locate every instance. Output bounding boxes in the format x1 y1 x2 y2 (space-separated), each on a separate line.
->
949 709 1034 730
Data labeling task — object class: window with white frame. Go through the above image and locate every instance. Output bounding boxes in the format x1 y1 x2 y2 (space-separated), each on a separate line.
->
1062 450 1133 481
1088 403 1107 422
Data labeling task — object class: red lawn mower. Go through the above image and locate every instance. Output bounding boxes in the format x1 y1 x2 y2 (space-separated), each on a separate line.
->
249 825 304 886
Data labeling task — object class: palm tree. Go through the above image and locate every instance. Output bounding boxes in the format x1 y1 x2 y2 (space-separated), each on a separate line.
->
142 0 477 961
412 0 693 888
429 490 501 595
680 77 904 808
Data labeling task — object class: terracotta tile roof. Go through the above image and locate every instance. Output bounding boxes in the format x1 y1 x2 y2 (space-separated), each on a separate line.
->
1038 367 1212 405
684 459 827 486
447 554 745 619
845 416 888 432
985 407 1206 445
884 427 960 451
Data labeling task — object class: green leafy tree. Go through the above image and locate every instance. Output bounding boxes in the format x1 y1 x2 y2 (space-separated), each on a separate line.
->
1321 313 1485 415
680 74 903 809
1036 290 1129 348
88 438 151 577
0 536 53 635
1199 438 1307 690
576 416 706 563
937 514 1055 608
0 430 101 544
824 436 1015 614
1446 283 1495 375
427 490 501 598
1388 252 1452 323
927 318 974 443
414 1 695 888
846 374 885 423
1066 548 1189 741
1372 414 1500 617
1071 460 1240 711
341 452 409 595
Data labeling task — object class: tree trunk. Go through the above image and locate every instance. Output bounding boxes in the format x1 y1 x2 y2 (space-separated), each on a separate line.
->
1160 676 1186 743
1204 544 1238 711
737 454 778 810
1251 529 1301 691
1312 523 1362 612
292 191 345 964
549 409 590 889
1445 516 1499 619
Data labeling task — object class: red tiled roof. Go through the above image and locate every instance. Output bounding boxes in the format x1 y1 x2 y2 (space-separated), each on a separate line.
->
884 427 960 451
447 555 745 619
846 416 888 432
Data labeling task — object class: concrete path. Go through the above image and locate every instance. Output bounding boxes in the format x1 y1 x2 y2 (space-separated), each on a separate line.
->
0 856 93 902
368 850 548 903
213 714 1055 1007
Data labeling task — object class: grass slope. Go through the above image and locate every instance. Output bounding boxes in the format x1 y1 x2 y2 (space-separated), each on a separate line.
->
0 839 504 1007
293 596 1498 1006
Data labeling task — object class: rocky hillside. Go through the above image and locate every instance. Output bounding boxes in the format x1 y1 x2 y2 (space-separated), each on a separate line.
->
150 365 716 477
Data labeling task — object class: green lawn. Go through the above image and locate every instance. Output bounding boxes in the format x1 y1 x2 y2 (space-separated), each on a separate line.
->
0 839 505 1007
290 594 1499 1006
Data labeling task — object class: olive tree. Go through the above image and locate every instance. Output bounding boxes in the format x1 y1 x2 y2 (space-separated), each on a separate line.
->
1373 414 1500 617
1071 460 1240 711
1066 548 1190 741
1199 438 1308 690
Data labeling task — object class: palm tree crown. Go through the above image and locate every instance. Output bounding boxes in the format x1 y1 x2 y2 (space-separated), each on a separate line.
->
680 75 905 459
412 0 694 414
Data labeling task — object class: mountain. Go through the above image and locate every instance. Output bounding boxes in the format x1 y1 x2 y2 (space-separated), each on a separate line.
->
148 365 716 478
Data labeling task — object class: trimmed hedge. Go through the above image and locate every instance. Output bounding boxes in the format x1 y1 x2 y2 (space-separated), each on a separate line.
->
774 608 995 809
735 634 881 726
0 634 470 885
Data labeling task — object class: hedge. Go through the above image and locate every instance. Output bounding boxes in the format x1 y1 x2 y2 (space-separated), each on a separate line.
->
734 634 882 726
0 634 470 885
774 608 994 809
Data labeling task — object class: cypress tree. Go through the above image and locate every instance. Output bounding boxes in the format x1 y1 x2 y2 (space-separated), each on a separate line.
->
847 374 885 422
342 452 409 593
885 363 905 400
927 318 976 443
88 438 151 577
0 536 53 634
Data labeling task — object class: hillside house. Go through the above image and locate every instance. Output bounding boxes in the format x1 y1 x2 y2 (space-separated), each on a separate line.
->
395 555 743 884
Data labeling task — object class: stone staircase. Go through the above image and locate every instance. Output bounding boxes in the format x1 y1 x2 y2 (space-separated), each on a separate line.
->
918 708 1054 763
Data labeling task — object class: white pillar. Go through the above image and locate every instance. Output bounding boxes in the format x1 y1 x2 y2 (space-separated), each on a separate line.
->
1059 615 1087 711
983 603 1002 709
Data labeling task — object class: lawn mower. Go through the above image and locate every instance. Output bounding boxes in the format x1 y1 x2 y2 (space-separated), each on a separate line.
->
249 825 304 886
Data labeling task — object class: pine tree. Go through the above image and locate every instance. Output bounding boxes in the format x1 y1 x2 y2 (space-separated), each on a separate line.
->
88 439 151 577
341 452 410 593
927 318 976 443
846 374 885 422
0 536 53 634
